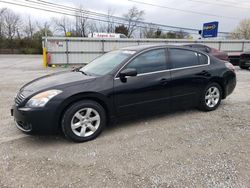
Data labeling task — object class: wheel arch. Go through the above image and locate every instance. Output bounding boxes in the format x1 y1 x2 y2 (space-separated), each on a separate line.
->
207 77 226 99
56 92 114 130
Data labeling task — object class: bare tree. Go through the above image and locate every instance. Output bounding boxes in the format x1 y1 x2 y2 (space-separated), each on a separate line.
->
88 21 98 33
53 16 72 36
143 24 157 38
107 8 115 33
99 22 109 33
37 21 52 37
0 8 5 15
75 5 88 37
123 6 144 38
16 24 22 39
0 8 6 38
3 9 20 40
174 30 190 39
231 18 250 39
23 16 36 39
89 21 108 33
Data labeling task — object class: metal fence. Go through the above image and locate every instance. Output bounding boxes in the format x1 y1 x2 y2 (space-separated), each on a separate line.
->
42 37 250 65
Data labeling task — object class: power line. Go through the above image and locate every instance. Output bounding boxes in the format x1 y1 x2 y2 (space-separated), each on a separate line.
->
25 0 232 34
0 0 232 36
28 0 201 32
187 0 250 10
34 0 123 21
220 0 250 5
16 0 123 25
0 0 201 35
0 0 124 24
128 0 239 20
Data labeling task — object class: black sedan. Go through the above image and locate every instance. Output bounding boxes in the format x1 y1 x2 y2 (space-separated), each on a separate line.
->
11 45 236 142
239 51 250 69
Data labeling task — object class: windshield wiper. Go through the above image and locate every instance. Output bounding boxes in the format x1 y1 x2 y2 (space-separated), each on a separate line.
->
72 68 89 75
78 70 93 76
72 68 95 76
78 70 89 76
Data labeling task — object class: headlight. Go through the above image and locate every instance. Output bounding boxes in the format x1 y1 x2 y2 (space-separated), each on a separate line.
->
25 90 62 108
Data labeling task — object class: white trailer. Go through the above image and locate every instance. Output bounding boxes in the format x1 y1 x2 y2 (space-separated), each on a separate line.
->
87 32 127 39
42 37 250 65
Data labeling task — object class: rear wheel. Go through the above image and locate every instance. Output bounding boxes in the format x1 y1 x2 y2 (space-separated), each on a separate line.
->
62 100 106 142
199 83 222 111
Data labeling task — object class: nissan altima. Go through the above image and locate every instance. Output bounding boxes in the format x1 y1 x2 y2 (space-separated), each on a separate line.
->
11 45 236 142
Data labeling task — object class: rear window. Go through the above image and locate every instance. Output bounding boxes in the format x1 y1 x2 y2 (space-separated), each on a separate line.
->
169 49 208 68
169 49 199 68
191 45 208 52
198 53 208 65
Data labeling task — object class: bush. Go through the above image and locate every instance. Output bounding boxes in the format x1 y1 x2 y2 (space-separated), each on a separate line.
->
20 48 40 54
0 38 42 54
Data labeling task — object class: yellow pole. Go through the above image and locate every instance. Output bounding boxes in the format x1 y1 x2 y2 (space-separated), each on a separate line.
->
43 47 47 68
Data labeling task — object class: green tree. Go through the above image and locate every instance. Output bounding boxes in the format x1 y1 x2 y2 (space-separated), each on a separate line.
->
115 25 129 36
155 28 162 38
33 28 53 40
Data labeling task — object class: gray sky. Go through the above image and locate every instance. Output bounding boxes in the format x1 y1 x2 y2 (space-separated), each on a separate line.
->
0 0 249 33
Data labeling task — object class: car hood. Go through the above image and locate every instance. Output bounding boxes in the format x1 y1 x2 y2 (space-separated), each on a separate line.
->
20 70 96 96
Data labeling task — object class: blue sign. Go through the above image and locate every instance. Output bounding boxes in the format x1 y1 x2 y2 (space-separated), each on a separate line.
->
202 21 219 38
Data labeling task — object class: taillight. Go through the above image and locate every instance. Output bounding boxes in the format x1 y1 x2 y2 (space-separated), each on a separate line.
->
225 62 235 72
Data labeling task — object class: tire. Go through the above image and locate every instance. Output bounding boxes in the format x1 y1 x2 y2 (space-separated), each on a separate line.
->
62 100 106 142
198 83 222 111
240 65 249 70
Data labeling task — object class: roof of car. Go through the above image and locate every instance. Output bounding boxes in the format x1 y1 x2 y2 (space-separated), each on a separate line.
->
121 44 189 52
183 43 208 47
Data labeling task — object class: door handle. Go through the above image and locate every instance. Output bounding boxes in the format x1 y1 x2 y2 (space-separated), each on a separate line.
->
197 70 211 77
160 78 168 85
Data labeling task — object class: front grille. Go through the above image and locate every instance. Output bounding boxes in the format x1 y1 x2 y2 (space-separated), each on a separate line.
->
15 92 25 106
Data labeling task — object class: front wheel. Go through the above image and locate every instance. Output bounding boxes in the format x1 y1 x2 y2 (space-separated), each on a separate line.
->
199 83 222 111
62 100 106 142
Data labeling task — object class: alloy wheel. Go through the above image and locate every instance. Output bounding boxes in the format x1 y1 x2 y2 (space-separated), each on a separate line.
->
205 86 220 108
71 108 100 137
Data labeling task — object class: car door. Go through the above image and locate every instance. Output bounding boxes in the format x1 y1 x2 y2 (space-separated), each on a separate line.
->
168 48 211 109
114 48 171 116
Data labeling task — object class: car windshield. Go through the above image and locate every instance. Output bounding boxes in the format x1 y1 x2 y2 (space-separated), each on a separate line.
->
80 50 135 76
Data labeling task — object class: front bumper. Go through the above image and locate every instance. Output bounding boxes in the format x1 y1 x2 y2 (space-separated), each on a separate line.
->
11 105 59 134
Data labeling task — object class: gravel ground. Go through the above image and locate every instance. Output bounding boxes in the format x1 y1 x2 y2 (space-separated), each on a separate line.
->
0 55 249 188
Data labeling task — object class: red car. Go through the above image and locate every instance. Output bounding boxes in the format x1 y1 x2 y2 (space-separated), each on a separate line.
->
184 44 229 61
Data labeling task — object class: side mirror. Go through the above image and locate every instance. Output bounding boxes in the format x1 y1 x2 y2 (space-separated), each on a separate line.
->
119 68 137 78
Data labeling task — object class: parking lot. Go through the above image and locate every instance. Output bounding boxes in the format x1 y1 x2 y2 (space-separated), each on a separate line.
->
0 55 249 187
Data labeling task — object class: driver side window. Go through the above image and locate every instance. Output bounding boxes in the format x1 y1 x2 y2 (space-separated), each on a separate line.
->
126 49 167 74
